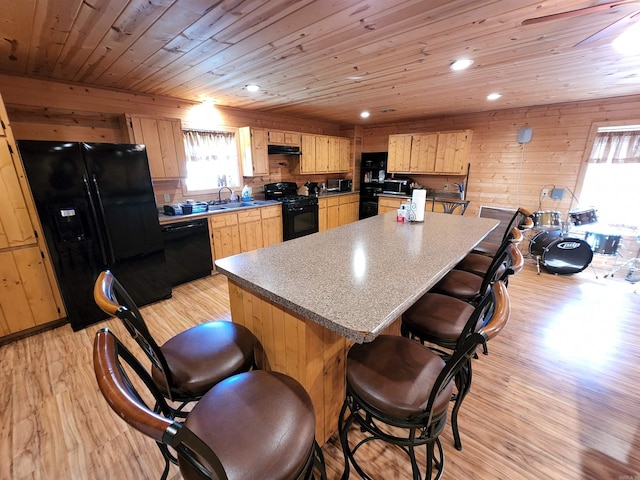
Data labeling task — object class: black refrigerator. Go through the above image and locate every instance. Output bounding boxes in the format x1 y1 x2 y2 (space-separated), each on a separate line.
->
17 140 171 331
359 152 388 219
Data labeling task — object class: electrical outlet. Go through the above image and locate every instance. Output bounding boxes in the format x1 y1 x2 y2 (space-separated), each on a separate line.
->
258 185 264 192
541 188 549 197
442 184 448 191
163 193 171 202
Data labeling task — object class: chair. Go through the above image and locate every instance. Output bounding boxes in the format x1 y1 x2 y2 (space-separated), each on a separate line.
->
431 198 470 215
455 229 524 278
429 234 516 303
94 328 326 480
338 330 487 480
93 270 257 416
473 207 533 257
401 281 511 450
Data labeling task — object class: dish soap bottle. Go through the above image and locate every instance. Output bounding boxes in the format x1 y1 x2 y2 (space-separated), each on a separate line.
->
241 185 252 201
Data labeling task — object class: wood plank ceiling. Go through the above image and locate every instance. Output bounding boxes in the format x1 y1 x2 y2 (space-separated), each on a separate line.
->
1 0 640 125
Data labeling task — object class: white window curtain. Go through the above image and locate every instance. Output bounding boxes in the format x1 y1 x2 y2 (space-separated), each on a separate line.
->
183 130 239 191
588 130 640 164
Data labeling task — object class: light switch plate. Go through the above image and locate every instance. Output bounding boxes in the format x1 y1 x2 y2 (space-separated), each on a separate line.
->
163 194 171 202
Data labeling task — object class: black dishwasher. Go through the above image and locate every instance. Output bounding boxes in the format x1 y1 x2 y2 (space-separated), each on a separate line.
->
161 218 213 287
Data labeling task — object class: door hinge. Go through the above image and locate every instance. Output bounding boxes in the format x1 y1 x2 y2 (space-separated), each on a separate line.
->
1 119 5 130
7 142 13 154
40 251 45 259
34 230 39 239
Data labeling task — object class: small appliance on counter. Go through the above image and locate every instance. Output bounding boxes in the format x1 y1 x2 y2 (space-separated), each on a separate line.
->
163 201 208 215
326 178 353 192
382 177 412 196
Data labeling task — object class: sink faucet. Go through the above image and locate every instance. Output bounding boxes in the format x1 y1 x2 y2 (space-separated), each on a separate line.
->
218 186 233 204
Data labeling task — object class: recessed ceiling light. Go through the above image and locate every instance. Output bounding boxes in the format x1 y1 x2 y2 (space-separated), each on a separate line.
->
360 111 370 118
450 59 474 71
487 92 502 101
245 84 260 92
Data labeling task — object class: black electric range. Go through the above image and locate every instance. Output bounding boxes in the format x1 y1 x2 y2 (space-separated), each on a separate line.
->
264 182 319 241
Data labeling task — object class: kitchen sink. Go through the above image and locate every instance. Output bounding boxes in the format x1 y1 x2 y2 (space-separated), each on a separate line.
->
220 201 258 209
207 204 228 211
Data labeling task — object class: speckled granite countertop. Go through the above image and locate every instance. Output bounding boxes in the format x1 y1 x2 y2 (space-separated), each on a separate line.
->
215 211 499 343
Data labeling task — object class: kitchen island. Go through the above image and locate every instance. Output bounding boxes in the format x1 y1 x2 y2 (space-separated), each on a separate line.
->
215 211 499 443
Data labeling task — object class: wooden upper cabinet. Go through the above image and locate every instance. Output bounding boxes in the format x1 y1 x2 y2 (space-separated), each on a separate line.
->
435 130 472 174
314 136 330 173
388 130 472 175
123 114 187 179
299 134 317 174
268 130 300 146
339 137 351 172
387 134 413 173
238 126 268 177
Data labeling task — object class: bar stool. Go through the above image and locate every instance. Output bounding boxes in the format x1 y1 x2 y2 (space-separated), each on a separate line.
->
94 328 326 480
429 238 516 303
473 207 533 257
456 227 523 277
338 331 487 480
94 270 258 417
402 281 511 450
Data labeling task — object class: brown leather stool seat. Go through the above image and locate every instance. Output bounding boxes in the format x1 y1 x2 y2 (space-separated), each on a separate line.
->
94 329 326 480
403 293 476 343
182 370 317 480
339 333 486 480
347 336 453 418
152 320 257 398
456 251 494 276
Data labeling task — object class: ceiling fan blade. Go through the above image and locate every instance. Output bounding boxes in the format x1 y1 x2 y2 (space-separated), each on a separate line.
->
575 10 640 45
521 1 636 25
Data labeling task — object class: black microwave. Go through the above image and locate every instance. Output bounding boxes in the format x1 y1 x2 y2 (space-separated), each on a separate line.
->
382 178 411 195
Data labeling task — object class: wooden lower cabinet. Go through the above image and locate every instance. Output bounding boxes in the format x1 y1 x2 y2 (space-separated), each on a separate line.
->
378 196 406 214
0 246 61 336
209 205 283 267
261 205 283 247
320 194 359 231
209 213 241 264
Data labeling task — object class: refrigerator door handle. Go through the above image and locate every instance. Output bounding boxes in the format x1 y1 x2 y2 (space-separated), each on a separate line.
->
91 174 117 264
83 174 110 265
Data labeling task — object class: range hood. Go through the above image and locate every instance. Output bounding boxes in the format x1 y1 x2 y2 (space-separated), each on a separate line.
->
268 145 302 155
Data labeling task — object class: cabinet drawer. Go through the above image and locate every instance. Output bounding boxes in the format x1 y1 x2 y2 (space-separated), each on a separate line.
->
327 197 340 207
260 205 282 219
237 209 262 223
209 212 238 227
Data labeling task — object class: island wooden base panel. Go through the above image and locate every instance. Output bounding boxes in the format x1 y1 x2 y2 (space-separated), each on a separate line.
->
2 266 639 479
227 279 347 445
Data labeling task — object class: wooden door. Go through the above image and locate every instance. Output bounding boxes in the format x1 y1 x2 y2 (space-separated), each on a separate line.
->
315 136 330 173
300 134 317 174
410 133 438 173
260 205 282 247
237 209 264 252
209 213 241 262
328 136 340 172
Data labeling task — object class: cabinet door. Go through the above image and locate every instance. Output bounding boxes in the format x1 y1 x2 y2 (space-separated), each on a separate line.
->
410 133 438 173
327 197 340 229
239 127 268 177
315 136 330 173
339 137 351 172
435 130 471 174
378 197 404 214
328 136 341 172
300 134 317 174
125 115 186 179
0 139 35 248
156 118 187 178
387 134 412 173
209 213 241 262
318 198 328 232
338 194 359 226
0 246 60 335
261 205 282 246
237 209 263 252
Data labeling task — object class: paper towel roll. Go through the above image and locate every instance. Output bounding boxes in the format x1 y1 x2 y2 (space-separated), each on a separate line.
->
410 189 426 222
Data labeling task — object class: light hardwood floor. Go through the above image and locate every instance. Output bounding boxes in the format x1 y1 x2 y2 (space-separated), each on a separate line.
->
2 258 639 479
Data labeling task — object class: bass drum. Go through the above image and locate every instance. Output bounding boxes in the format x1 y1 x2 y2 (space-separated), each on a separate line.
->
542 237 594 275
529 230 563 258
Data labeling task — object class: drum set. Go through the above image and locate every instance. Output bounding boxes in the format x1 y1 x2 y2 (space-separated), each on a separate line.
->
528 207 622 276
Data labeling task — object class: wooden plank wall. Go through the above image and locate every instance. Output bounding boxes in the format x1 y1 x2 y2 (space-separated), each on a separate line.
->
0 73 350 205
363 95 640 262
